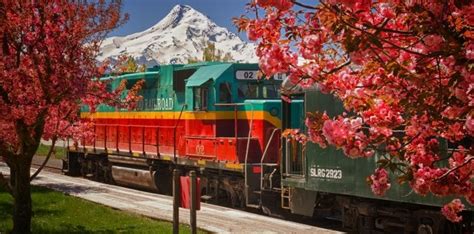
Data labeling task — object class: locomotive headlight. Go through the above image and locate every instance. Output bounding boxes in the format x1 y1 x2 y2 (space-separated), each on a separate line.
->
270 107 279 117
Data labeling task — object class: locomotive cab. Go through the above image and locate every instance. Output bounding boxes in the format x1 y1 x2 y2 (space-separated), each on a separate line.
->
182 63 283 165
180 63 285 207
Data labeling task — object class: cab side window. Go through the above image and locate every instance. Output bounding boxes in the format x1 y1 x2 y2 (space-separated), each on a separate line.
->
238 83 259 99
193 87 208 111
218 82 232 103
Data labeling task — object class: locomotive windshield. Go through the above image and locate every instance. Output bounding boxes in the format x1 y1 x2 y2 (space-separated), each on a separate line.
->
237 81 281 99
234 70 283 100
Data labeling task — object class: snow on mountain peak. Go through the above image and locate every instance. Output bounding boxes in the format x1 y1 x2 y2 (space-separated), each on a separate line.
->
149 4 198 31
98 4 256 66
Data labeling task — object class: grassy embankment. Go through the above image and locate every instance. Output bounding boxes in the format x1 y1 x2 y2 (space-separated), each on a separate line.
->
35 143 66 160
0 186 205 233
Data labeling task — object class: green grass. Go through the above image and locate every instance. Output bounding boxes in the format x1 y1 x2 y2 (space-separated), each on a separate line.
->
0 186 206 233
35 144 66 160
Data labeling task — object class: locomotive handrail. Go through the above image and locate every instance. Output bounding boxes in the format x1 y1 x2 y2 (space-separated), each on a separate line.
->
243 103 256 208
173 104 187 162
260 128 280 191
214 102 249 106
283 135 305 177
214 103 247 106
216 102 257 208
185 136 259 140
185 136 218 140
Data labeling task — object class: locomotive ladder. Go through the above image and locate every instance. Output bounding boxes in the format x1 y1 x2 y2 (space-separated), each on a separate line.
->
281 186 291 210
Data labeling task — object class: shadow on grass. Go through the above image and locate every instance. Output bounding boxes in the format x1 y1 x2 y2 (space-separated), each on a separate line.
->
32 207 63 217
4 221 144 234
33 182 108 194
32 223 144 234
0 200 13 221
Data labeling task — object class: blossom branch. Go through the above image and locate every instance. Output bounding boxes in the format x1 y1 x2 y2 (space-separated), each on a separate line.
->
325 4 429 57
291 1 318 10
435 156 474 182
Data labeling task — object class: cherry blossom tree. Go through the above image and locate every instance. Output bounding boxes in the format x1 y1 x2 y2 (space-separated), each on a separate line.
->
0 1 142 233
236 0 473 222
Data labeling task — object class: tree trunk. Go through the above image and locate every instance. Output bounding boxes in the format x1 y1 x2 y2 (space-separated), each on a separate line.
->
11 157 32 234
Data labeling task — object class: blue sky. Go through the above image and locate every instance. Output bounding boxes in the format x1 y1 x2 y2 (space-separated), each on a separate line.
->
110 0 253 39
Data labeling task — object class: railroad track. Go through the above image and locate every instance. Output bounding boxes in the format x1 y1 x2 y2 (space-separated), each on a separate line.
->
31 157 63 174
31 163 63 174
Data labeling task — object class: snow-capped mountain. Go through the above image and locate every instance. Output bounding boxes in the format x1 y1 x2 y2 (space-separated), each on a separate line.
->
98 4 257 66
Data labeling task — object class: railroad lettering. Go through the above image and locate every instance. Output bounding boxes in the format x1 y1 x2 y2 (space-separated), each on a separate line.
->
244 71 253 79
310 167 342 179
236 70 258 80
156 97 173 110
236 70 287 81
273 73 286 80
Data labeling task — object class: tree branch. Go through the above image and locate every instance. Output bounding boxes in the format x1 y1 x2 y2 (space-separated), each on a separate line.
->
0 140 15 159
322 3 430 58
30 137 56 181
0 85 11 104
435 156 474 182
322 59 351 75
292 1 318 10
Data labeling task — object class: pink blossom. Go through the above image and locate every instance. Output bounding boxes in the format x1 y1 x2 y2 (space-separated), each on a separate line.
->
441 199 465 223
441 106 465 120
300 34 323 59
258 45 296 77
423 35 444 51
465 115 474 135
369 168 391 196
238 0 474 220
256 0 293 11
322 118 360 147
379 3 395 18
441 122 465 141
363 101 403 124
305 112 330 148
411 167 446 195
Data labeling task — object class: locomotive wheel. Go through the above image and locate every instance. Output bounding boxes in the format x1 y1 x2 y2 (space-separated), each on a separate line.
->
221 178 244 208
417 224 433 234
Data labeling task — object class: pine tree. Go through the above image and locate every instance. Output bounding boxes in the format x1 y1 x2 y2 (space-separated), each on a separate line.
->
188 41 233 63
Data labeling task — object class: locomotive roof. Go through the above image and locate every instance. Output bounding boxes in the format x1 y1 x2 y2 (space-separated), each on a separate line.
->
99 71 159 81
185 63 233 87
99 62 263 86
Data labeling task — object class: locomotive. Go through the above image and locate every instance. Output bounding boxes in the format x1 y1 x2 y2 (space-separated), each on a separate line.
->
277 90 473 233
65 62 284 208
64 62 473 233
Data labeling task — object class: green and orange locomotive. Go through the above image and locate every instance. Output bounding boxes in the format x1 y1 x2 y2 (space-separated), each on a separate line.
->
67 62 283 207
